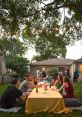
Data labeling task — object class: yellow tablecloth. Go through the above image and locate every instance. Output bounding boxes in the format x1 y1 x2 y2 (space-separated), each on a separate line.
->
25 88 70 114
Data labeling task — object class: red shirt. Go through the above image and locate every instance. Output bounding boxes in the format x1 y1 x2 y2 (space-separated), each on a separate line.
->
63 82 74 98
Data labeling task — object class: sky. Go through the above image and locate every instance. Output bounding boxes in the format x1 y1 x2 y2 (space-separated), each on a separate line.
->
66 40 82 60
25 40 82 61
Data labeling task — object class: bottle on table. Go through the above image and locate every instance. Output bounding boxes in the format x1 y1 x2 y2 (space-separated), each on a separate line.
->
36 84 38 93
49 82 51 88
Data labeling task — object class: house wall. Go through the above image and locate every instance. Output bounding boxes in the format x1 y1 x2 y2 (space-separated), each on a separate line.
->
69 64 75 82
30 65 58 75
76 63 82 82
30 65 74 78
71 63 82 82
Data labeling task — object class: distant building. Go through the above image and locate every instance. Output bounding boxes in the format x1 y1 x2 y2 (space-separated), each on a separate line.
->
30 58 75 81
74 57 82 82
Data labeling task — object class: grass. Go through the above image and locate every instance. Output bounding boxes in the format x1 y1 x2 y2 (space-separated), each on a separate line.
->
73 82 82 100
0 82 82 117
0 83 8 96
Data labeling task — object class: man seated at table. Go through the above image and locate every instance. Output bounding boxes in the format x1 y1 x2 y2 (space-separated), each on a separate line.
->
0 78 28 109
19 74 34 93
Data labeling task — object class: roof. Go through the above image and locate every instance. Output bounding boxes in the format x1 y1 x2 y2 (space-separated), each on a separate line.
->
30 58 73 66
74 58 82 63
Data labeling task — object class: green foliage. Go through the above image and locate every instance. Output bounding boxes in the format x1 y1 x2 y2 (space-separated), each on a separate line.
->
0 0 82 39
48 68 58 76
6 56 29 78
0 38 29 78
33 33 67 61
0 38 27 56
0 0 82 61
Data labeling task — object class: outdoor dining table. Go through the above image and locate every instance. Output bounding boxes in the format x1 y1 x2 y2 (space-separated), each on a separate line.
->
25 87 70 114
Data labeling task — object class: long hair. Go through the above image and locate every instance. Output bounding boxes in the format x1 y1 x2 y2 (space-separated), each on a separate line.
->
64 76 70 82
59 74 63 85
52 73 58 80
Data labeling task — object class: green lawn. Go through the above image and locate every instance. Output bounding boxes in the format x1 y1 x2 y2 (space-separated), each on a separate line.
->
0 83 8 96
0 82 82 117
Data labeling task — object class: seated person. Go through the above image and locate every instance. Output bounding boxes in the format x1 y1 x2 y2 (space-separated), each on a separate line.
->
54 74 63 92
46 75 52 83
33 76 38 85
59 76 74 98
52 76 81 107
19 74 34 92
0 78 27 109
51 74 58 86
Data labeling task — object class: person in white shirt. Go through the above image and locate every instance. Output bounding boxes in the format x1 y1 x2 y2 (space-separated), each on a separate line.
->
19 74 34 92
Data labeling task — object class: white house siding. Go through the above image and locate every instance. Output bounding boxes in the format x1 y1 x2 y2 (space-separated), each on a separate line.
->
30 65 58 75
30 65 74 79
69 64 76 82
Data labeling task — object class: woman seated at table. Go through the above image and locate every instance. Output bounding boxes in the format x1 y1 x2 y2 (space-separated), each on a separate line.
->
54 74 63 93
51 74 63 94
59 76 74 98
52 76 82 107
51 73 58 86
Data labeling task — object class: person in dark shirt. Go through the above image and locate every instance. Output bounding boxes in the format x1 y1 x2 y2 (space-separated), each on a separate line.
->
42 71 46 78
0 78 26 109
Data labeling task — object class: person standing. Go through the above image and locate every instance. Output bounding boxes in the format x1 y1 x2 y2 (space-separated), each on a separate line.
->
41 68 47 81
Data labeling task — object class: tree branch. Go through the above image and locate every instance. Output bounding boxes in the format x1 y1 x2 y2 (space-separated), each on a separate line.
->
20 2 82 18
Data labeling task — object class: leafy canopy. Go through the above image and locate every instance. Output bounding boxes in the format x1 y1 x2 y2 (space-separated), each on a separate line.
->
0 38 29 77
0 0 82 60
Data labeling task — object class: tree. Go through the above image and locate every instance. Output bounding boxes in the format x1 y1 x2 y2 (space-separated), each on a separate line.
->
0 38 29 77
6 56 29 78
33 32 67 61
0 38 27 56
0 0 82 60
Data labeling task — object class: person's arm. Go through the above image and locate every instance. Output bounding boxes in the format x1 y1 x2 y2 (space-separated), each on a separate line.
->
18 90 31 103
58 83 65 92
52 83 66 92
16 88 28 103
19 95 26 103
19 81 25 90
54 80 58 86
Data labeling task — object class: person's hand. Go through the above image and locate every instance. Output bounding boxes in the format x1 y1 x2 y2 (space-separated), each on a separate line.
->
23 92 30 98
54 88 59 92
51 87 59 92
51 87 55 90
